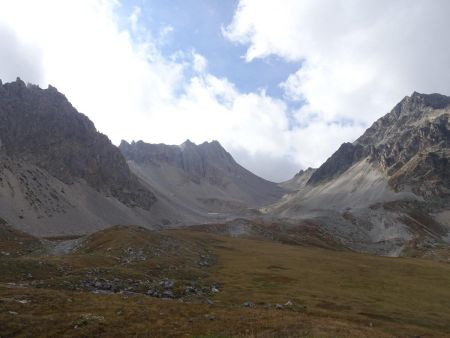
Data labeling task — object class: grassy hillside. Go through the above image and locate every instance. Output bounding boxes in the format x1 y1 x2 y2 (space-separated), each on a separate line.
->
0 221 43 256
0 224 450 337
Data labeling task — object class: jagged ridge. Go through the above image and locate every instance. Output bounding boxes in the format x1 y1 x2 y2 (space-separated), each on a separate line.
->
308 92 450 196
0 78 156 210
120 139 286 208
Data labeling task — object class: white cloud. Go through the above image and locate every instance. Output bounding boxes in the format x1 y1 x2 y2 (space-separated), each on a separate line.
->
0 22 44 84
3 1 448 182
192 52 208 73
290 122 364 169
129 6 141 34
224 0 450 163
0 0 299 181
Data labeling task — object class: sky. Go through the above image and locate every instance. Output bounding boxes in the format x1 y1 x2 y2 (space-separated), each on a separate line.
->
1 0 450 182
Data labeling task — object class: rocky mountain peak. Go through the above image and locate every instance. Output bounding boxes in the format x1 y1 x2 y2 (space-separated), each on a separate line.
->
292 167 316 179
11 77 26 88
120 139 236 183
279 167 317 190
307 92 449 197
201 139 222 148
120 139 285 209
180 139 227 153
0 79 156 210
180 139 196 149
404 92 450 110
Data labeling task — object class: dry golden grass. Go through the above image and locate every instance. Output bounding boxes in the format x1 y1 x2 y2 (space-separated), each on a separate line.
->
189 231 450 336
0 284 406 338
0 223 43 256
1 225 450 337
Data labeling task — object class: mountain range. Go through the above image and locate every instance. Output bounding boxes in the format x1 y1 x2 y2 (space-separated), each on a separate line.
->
1 77 450 337
0 78 448 255
0 79 157 235
270 92 449 254
119 139 285 214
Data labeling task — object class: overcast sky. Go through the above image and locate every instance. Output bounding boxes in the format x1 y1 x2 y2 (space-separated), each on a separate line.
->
1 0 450 182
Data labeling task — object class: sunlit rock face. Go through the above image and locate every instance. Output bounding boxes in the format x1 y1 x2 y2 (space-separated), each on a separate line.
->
308 92 450 197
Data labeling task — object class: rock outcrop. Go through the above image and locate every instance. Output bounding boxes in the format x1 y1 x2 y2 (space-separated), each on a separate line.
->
120 139 286 213
279 167 316 190
0 78 156 209
0 78 159 235
271 92 450 255
308 92 450 197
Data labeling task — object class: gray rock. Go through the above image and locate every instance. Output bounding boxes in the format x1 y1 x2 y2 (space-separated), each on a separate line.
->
119 138 286 209
0 79 156 210
147 289 159 297
307 92 450 197
160 279 175 289
242 301 255 308
161 290 175 298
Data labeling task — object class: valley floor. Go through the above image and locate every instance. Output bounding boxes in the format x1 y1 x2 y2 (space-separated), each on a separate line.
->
1 225 450 337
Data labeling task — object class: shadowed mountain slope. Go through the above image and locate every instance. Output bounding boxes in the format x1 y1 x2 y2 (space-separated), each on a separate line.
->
119 139 286 214
0 78 159 236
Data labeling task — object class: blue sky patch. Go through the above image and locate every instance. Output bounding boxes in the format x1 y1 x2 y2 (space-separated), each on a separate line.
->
121 0 301 99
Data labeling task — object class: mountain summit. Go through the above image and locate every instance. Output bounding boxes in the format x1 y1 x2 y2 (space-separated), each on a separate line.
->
1 79 447 255
271 92 450 255
0 79 288 234
120 139 234 184
0 79 156 235
0 78 156 208
308 92 450 197
120 139 286 214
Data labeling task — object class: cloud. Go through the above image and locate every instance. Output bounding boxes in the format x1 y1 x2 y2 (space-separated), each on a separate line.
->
224 0 450 163
192 52 208 73
227 146 300 183
3 1 448 182
0 0 301 182
0 23 44 84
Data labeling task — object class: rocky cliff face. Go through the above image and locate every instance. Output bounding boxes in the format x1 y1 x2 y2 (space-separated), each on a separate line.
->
307 143 364 185
271 92 450 256
120 139 286 210
308 92 450 197
121 139 246 185
279 167 316 190
0 78 156 211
